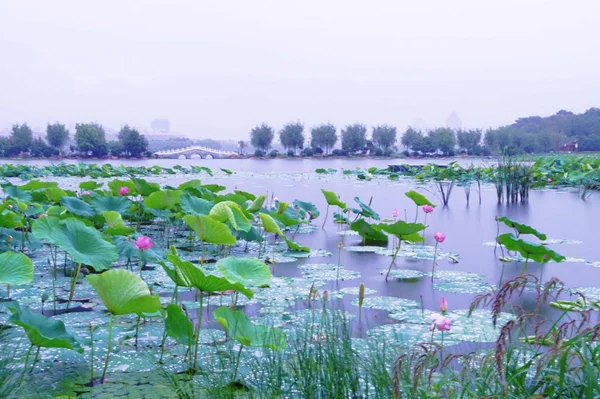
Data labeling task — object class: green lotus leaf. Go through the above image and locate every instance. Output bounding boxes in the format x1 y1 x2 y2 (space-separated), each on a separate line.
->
164 303 194 345
405 190 435 207
178 179 203 191
165 251 253 298
87 269 161 316
230 206 252 232
32 217 118 271
209 202 237 228
102 211 135 236
498 233 565 263
293 199 320 219
131 177 161 197
47 205 68 217
259 213 284 236
216 256 271 287
2 185 32 201
350 219 388 243
90 196 132 214
79 181 104 190
352 197 380 220
284 237 310 252
183 214 236 245
0 251 33 287
378 220 426 240
0 210 24 228
43 187 69 204
61 196 96 218
18 180 58 191
144 189 181 210
7 302 82 353
321 189 346 208
203 184 226 193
213 306 286 350
237 226 264 243
247 194 266 213
234 189 256 201
180 194 213 215
498 217 547 240
108 179 137 196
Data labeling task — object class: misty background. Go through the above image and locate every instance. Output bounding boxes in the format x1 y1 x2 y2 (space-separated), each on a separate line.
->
1 0 599 139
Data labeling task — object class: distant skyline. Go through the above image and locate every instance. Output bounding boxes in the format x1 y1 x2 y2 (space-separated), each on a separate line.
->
1 1 599 139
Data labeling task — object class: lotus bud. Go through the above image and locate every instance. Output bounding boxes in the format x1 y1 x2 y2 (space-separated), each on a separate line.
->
358 283 365 308
440 297 448 314
338 241 343 250
322 290 328 301
6 235 12 243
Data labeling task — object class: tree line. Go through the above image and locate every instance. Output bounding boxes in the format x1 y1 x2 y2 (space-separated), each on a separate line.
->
0 123 149 158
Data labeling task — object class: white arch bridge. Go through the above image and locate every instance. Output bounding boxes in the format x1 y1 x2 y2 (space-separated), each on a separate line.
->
153 146 239 159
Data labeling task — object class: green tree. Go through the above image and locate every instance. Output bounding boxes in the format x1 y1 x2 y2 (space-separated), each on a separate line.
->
30 137 54 158
118 125 148 157
9 123 33 154
279 122 305 153
429 128 457 155
341 124 367 153
401 128 423 151
456 129 482 155
412 135 436 154
75 123 108 157
310 123 337 154
372 124 397 151
108 141 123 156
250 124 274 151
46 123 70 151
237 140 247 155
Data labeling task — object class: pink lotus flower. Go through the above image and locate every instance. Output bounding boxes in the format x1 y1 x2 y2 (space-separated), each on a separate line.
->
440 297 448 314
423 205 434 213
392 208 399 219
134 236 153 251
434 232 446 243
547 178 552 183
82 190 92 196
322 290 329 301
430 314 451 332
119 186 130 196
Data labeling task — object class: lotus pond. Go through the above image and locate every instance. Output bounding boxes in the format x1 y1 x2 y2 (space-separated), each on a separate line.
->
0 159 599 398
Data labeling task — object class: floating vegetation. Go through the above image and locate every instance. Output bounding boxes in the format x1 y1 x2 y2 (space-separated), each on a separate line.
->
351 296 418 312
433 280 496 294
384 269 424 280
298 263 361 281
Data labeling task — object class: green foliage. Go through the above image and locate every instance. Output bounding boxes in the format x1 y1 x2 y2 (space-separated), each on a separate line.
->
250 124 275 151
87 269 161 316
372 124 397 151
183 214 237 245
498 233 565 263
61 196 96 218
164 304 194 345
213 306 287 350
0 251 33 287
378 220 426 242
7 302 82 352
341 124 367 153
216 256 271 287
350 219 388 242
118 125 148 157
9 123 34 154
404 190 435 207
497 216 546 240
32 217 119 271
279 122 305 153
321 189 346 208
310 123 337 154
46 123 70 150
74 123 108 157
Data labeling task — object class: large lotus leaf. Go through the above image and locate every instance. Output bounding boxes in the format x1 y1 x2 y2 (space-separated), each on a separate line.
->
91 196 132 214
144 190 181 210
352 197 380 220
0 251 33 286
18 180 58 191
284 237 310 252
102 211 135 236
209 202 237 228
404 190 435 207
259 213 284 236
47 205 68 217
321 189 346 208
0 210 24 228
62 196 96 218
247 195 266 213
272 207 301 227
230 206 252 232
378 220 426 240
498 233 565 263
79 181 104 190
7 302 82 352
167 252 253 298
180 194 213 215
2 185 32 201
213 306 286 350
234 190 256 201
131 177 161 197
32 217 118 271
498 217 546 240
44 187 68 203
87 269 161 316
113 236 163 262
293 199 320 219
183 214 236 245
165 304 194 345
203 184 226 193
237 226 264 243
178 179 203 191
350 219 388 243
108 179 137 195
220 193 249 206
216 256 271 287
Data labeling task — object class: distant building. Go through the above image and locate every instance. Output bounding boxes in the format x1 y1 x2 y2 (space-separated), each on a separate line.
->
446 112 462 130
562 140 579 152
150 119 170 133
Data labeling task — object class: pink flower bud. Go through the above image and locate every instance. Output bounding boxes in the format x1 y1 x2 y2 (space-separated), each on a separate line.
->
423 205 434 213
119 186 130 196
392 208 399 218
82 190 92 196
434 232 446 243
440 297 448 313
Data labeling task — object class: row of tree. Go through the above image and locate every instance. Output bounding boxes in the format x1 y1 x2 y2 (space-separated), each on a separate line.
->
249 123 398 155
0 123 149 158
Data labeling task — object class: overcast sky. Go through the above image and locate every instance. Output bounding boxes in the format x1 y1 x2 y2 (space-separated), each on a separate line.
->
1 1 599 139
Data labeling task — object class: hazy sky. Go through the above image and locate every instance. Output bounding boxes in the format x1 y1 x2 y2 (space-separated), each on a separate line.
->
1 1 599 139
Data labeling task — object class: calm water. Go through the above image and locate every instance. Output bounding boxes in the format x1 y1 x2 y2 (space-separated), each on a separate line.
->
4 158 600 331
